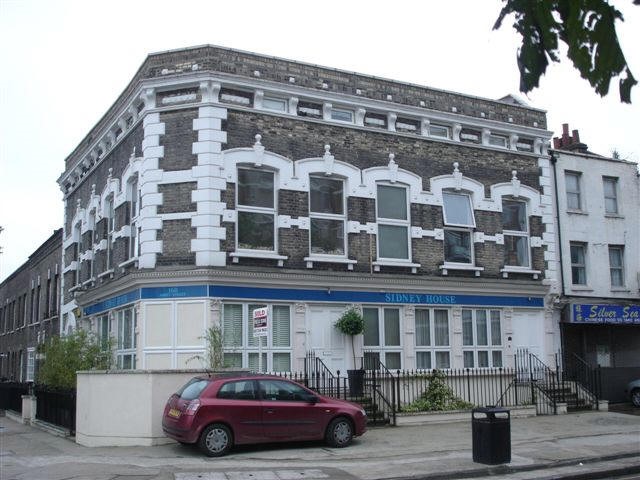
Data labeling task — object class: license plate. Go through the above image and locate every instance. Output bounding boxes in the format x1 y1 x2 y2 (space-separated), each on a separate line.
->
168 408 181 418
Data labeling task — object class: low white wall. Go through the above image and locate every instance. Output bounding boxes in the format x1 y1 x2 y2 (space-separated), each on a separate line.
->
396 405 537 426
76 369 209 447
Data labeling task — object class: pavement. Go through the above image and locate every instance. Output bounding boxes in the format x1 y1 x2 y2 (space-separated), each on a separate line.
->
1 409 639 480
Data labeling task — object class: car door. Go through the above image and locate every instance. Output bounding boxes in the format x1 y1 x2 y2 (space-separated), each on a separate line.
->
258 379 326 441
211 379 263 443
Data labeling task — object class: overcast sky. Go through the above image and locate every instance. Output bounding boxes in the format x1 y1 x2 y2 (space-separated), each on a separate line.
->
0 0 638 281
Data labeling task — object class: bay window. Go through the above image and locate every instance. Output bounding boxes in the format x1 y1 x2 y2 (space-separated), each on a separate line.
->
237 168 276 251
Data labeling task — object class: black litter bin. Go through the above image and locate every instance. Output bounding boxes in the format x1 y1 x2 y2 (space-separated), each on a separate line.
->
472 406 511 465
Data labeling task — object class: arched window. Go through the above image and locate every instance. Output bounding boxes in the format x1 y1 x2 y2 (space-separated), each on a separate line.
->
502 197 530 268
309 176 346 257
236 167 276 252
376 183 410 261
442 191 476 265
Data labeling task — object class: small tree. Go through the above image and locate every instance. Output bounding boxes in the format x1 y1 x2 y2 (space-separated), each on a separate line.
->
37 329 112 389
334 308 364 369
187 325 224 370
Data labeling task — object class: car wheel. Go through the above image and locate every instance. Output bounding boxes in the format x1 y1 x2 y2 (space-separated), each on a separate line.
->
325 417 353 448
198 423 233 457
631 389 640 408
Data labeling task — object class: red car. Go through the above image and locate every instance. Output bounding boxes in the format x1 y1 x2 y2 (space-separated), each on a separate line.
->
162 374 367 456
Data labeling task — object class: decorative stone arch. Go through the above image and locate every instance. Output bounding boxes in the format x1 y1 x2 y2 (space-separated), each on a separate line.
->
98 170 120 221
361 154 426 202
490 171 542 216
295 145 361 195
430 162 497 212
222 135 295 189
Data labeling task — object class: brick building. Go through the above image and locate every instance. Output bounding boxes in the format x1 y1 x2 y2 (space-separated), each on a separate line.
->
0 229 62 381
56 45 557 374
551 125 640 402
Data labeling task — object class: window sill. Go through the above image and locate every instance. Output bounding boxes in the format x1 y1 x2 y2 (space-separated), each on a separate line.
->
569 285 593 292
440 264 484 277
82 278 96 288
68 284 82 293
567 209 588 216
98 269 115 279
500 267 541 280
604 213 624 219
119 257 138 269
304 256 357 270
610 287 631 293
373 260 420 274
230 251 288 267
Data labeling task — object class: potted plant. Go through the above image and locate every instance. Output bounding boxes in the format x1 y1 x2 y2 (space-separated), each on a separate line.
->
335 308 365 396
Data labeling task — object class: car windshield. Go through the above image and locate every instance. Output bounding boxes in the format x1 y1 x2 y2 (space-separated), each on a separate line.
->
176 378 209 400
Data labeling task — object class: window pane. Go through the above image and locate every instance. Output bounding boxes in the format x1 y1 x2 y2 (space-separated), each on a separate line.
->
223 353 242 368
435 351 450 369
504 236 529 267
434 310 449 346
444 230 471 263
502 200 527 231
272 306 290 347
310 218 344 255
478 351 489 367
363 351 380 370
476 310 488 346
492 351 503 367
378 225 409 259
417 351 431 369
415 309 431 346
247 304 266 347
385 352 401 370
310 177 343 214
363 308 379 346
248 352 267 372
238 212 274 250
565 173 581 209
377 185 407 220
272 353 291 372
603 177 618 213
384 308 400 346
443 192 474 226
462 310 473 346
571 244 587 285
605 197 618 214
223 304 243 347
263 97 287 111
463 351 474 368
570 244 585 264
490 311 501 346
567 192 580 210
331 109 353 122
238 169 274 208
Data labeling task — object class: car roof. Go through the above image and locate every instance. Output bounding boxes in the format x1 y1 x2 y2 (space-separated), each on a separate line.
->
193 372 298 383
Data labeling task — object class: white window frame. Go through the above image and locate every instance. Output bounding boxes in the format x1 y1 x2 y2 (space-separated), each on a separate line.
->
414 308 451 370
376 183 411 262
603 176 619 214
26 348 35 382
116 306 136 370
461 309 503 368
236 167 277 253
363 306 403 370
106 195 115 270
570 242 587 285
128 177 139 260
330 107 354 123
502 198 531 268
609 245 625 287
565 171 582 211
221 303 292 372
262 97 287 112
88 211 96 279
74 222 82 286
488 134 508 148
309 176 347 258
429 124 450 139
442 191 476 265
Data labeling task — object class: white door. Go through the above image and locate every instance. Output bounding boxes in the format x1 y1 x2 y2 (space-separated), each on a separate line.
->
308 306 347 374
511 310 545 358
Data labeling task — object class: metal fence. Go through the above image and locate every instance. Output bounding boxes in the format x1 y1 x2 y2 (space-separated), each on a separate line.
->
34 385 76 434
0 381 29 413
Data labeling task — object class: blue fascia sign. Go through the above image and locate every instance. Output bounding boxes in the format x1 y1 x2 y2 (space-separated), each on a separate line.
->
572 304 640 324
83 284 544 316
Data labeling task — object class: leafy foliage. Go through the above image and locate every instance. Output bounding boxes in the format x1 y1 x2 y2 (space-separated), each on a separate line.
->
37 329 112 389
494 0 637 103
187 325 224 370
335 308 365 367
401 370 473 412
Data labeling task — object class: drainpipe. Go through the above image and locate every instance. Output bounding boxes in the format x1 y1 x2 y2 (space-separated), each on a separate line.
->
551 151 567 365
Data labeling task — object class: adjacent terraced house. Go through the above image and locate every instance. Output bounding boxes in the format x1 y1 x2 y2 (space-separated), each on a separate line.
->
56 45 558 375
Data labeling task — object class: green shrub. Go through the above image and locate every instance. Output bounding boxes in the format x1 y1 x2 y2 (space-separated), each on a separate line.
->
37 329 112 389
187 325 224 370
402 370 473 412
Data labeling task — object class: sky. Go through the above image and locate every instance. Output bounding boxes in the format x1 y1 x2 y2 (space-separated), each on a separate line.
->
0 0 638 282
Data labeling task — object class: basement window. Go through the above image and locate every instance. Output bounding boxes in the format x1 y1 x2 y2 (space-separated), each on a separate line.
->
220 88 253 106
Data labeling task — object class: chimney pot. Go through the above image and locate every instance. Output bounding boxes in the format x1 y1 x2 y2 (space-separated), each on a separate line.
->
572 129 580 143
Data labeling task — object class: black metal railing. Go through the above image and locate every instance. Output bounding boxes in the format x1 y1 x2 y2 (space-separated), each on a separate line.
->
560 352 601 410
0 381 29 413
34 385 76 434
515 349 560 415
365 360 397 425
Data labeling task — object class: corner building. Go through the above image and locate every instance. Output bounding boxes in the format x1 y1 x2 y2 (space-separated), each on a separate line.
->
58 46 557 374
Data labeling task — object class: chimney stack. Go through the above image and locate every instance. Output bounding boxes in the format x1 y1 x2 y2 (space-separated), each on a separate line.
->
553 123 588 153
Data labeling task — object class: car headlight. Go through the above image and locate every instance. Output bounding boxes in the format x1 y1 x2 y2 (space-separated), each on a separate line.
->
360 409 367 417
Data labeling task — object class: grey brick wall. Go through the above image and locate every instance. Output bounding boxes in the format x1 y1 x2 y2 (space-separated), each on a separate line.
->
156 219 196 266
159 109 198 172
158 182 197 214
